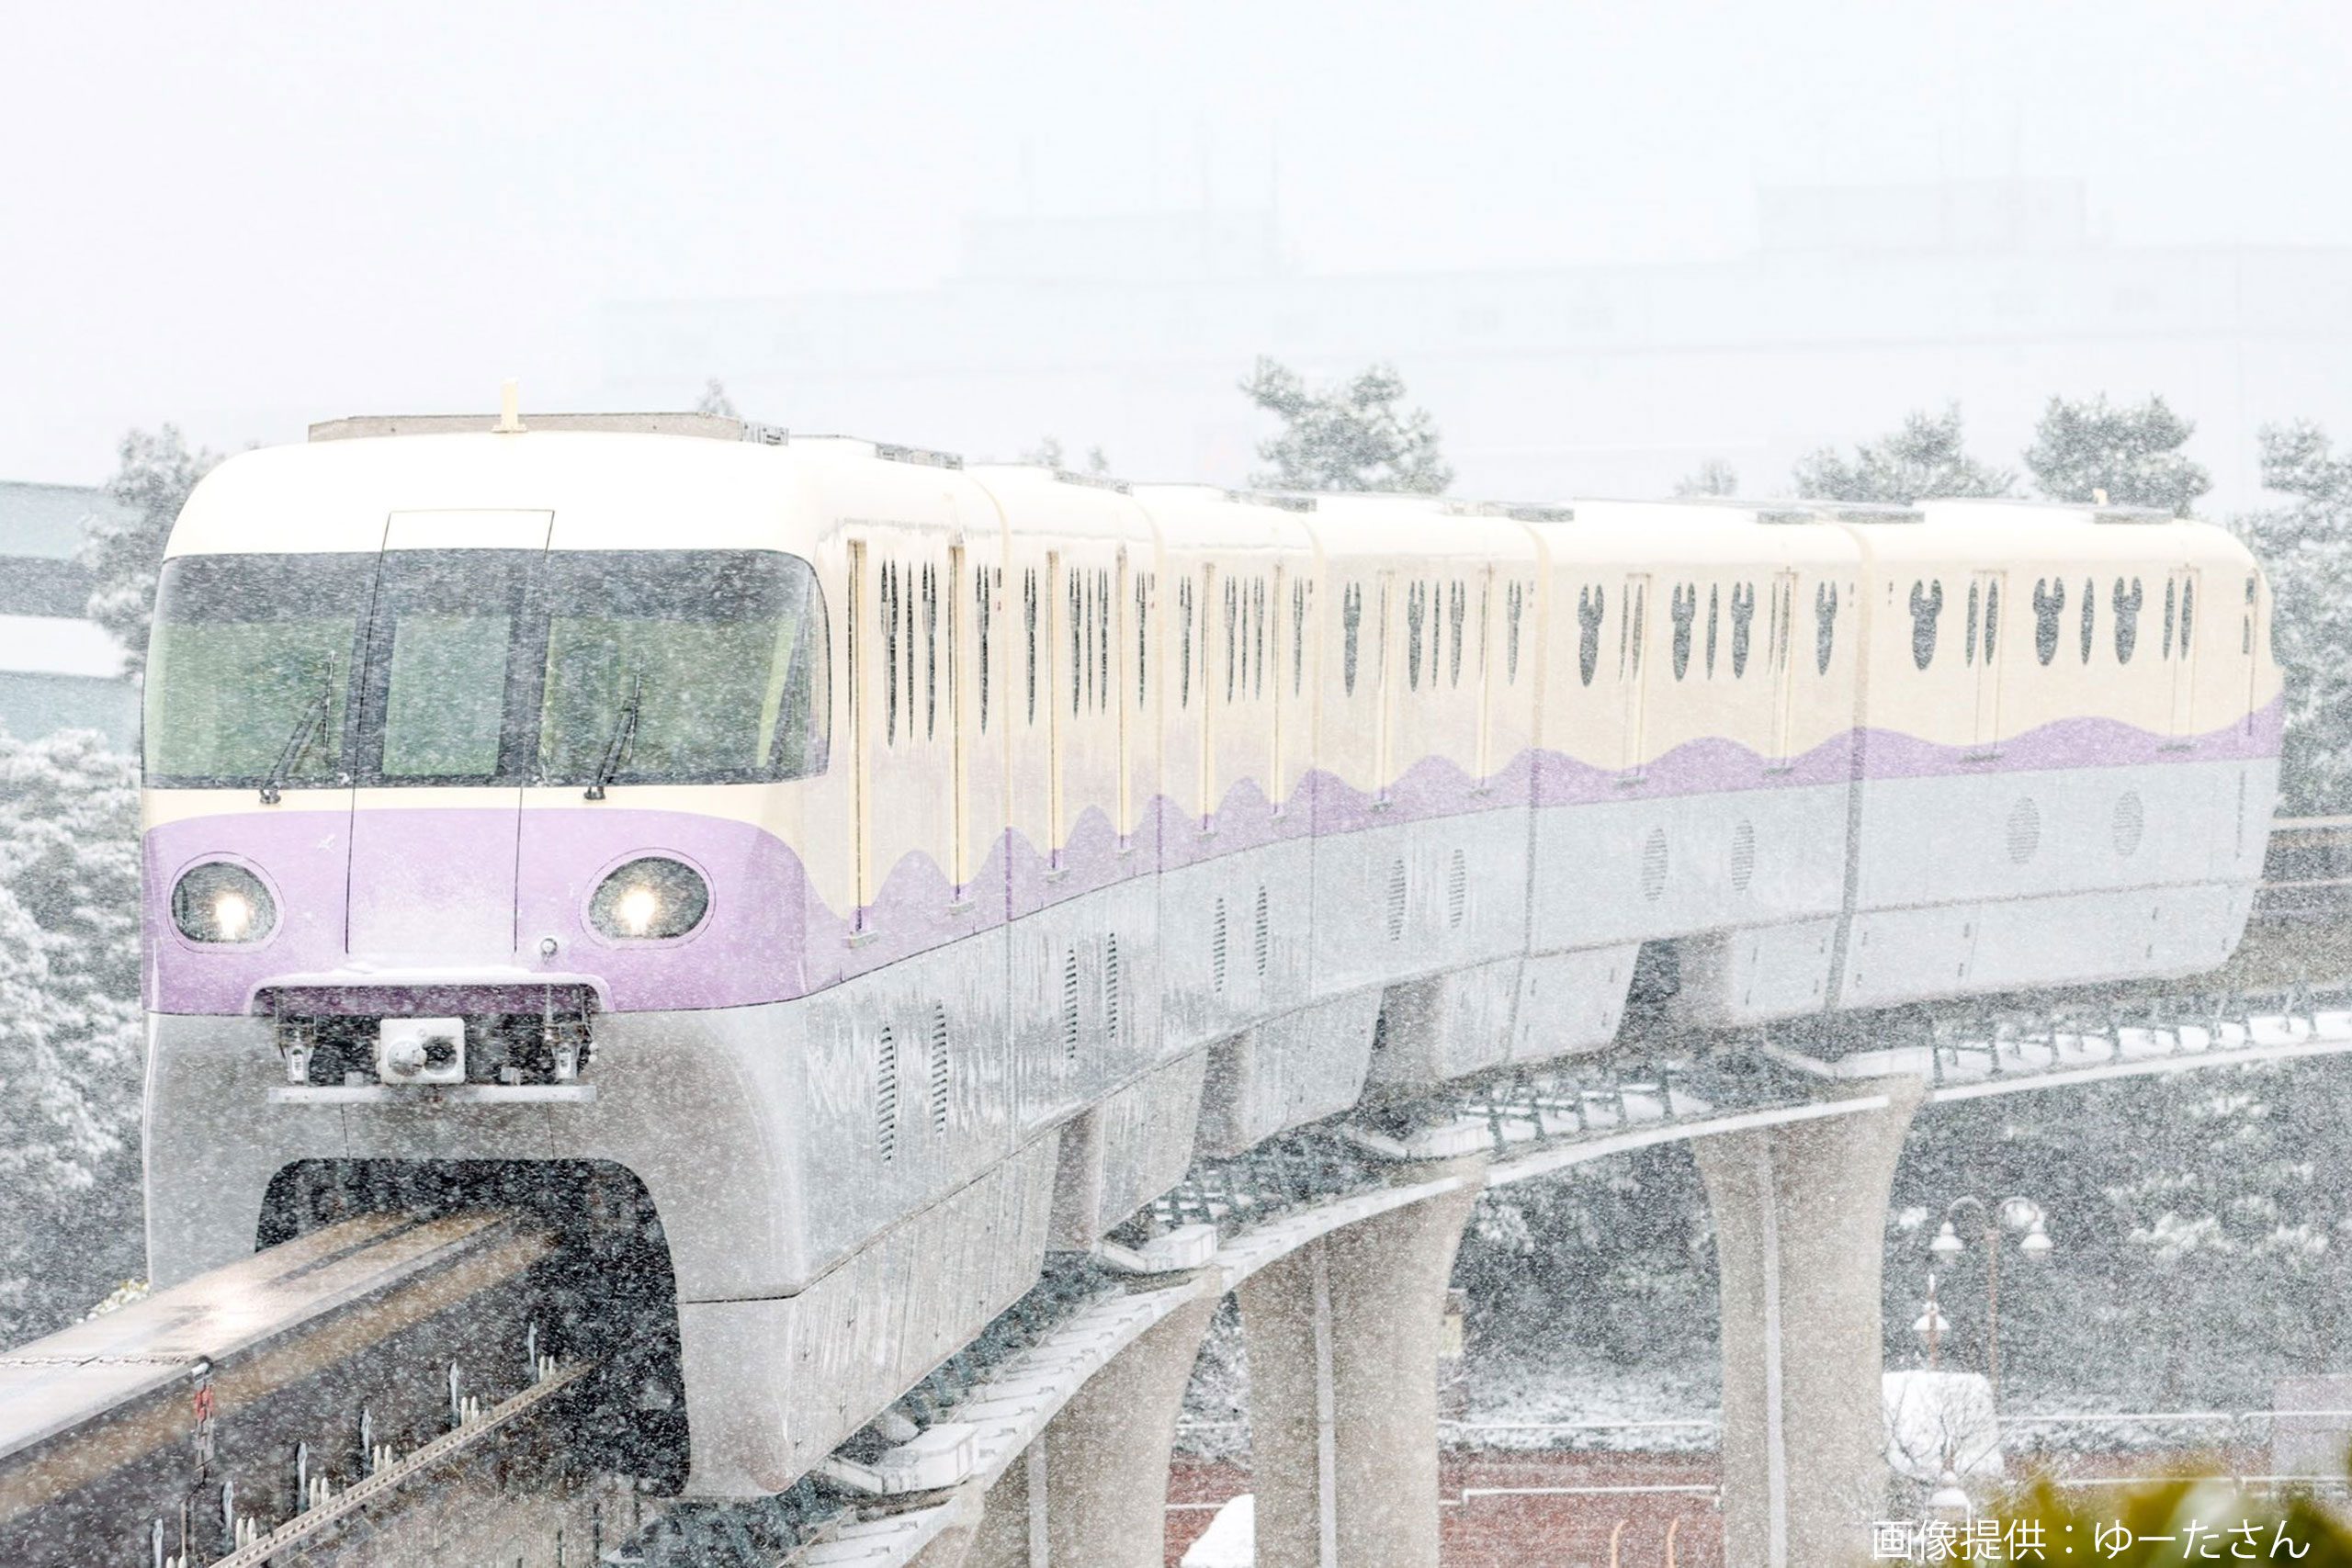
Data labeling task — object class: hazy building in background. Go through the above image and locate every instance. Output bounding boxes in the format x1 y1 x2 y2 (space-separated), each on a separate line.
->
600 177 2352 511
0 481 138 749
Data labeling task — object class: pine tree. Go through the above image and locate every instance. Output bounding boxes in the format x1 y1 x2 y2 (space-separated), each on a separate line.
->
1240 358 1453 494
1674 457 1740 498
695 379 739 418
80 426 217 678
2024 393 2211 517
2234 421 2352 814
0 731 144 1342
1792 406 2015 504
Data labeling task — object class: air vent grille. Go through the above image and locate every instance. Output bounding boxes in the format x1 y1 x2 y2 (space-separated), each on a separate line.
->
928 1007 951 1134
2007 797 2042 864
1640 829 1669 901
876 1025 899 1162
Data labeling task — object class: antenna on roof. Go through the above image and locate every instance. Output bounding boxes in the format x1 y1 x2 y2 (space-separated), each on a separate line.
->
494 378 526 434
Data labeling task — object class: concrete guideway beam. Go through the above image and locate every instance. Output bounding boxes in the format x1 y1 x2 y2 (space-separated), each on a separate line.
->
1235 1155 1487 1568
965 1288 1220 1568
1693 1077 1926 1568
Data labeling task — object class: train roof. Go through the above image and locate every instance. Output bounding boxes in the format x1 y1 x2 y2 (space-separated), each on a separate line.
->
173 417 2256 581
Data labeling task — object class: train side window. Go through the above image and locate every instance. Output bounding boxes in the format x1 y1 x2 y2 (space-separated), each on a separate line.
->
1981 580 1997 665
922 564 938 739
2113 576 2143 664
1341 582 1363 695
2243 573 2256 655
2162 577 2177 659
977 570 993 734
1023 570 1039 724
1729 582 1754 677
1069 570 1084 716
1669 582 1696 680
1293 579 1307 697
1405 581 1425 691
1136 571 1150 710
1101 570 1113 711
2031 577 2065 666
1705 584 1720 676
1815 581 1838 674
1964 580 1980 666
1232 576 1250 705
1575 584 1600 686
1448 581 1466 687
1253 579 1268 699
1908 579 1943 670
902 564 917 740
2079 577 2097 664
1178 577 1194 709
1508 581 1526 683
2180 577 2195 658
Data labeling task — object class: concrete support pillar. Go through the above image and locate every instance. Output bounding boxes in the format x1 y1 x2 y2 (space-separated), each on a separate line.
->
1692 1081 1925 1568
966 1287 1220 1568
1235 1158 1487 1568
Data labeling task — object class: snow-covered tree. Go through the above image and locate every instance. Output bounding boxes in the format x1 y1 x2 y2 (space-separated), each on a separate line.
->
80 425 216 678
1240 357 1453 494
1019 436 1112 476
2234 421 2352 814
0 731 144 1342
2024 393 2211 517
1674 457 1740 498
695 378 739 418
1792 406 2014 504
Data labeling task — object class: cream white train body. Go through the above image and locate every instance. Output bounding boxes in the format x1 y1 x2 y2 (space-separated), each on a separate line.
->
139 415 2281 1495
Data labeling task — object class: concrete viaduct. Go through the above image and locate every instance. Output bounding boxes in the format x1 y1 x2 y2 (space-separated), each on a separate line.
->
786 983 2352 1568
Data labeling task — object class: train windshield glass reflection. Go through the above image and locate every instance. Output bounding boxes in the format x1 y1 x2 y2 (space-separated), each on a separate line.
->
538 549 828 785
144 547 829 788
145 551 375 787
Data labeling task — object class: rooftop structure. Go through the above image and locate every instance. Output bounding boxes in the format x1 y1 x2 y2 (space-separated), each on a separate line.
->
0 480 138 750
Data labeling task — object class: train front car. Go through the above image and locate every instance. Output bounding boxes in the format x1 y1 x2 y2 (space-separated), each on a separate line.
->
139 420 1010 1496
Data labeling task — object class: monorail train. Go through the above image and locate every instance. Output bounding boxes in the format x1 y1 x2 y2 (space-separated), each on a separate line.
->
140 412 2281 1496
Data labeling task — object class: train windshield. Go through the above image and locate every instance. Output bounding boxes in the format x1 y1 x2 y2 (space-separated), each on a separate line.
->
145 552 375 787
144 547 829 789
537 550 829 786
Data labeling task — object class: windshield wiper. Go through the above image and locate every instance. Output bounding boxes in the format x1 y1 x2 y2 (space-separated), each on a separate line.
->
258 666 336 805
584 672 643 800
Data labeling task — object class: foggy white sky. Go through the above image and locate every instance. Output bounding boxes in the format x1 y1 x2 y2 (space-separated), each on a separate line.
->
5 0 2347 482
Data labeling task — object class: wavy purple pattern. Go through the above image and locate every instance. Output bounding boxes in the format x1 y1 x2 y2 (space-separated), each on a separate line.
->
146 700 2279 1016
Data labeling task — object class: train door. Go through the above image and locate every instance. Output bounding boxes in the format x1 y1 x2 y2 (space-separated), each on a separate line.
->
1196 561 1217 829
1114 548 1133 841
846 540 874 923
2165 566 2200 739
946 539 969 892
1474 566 1496 779
1045 549 1066 865
1970 570 2007 754
345 510 550 962
1769 570 1800 766
1618 573 1651 776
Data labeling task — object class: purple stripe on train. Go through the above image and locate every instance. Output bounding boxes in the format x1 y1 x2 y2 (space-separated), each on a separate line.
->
144 701 2279 1017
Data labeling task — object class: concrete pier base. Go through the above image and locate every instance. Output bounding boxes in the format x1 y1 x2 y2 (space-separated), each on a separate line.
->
1693 1082 1925 1568
1235 1158 1486 1568
967 1288 1219 1567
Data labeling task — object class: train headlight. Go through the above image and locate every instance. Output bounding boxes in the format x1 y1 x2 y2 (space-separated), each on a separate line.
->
171 862 277 944
588 857 709 941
